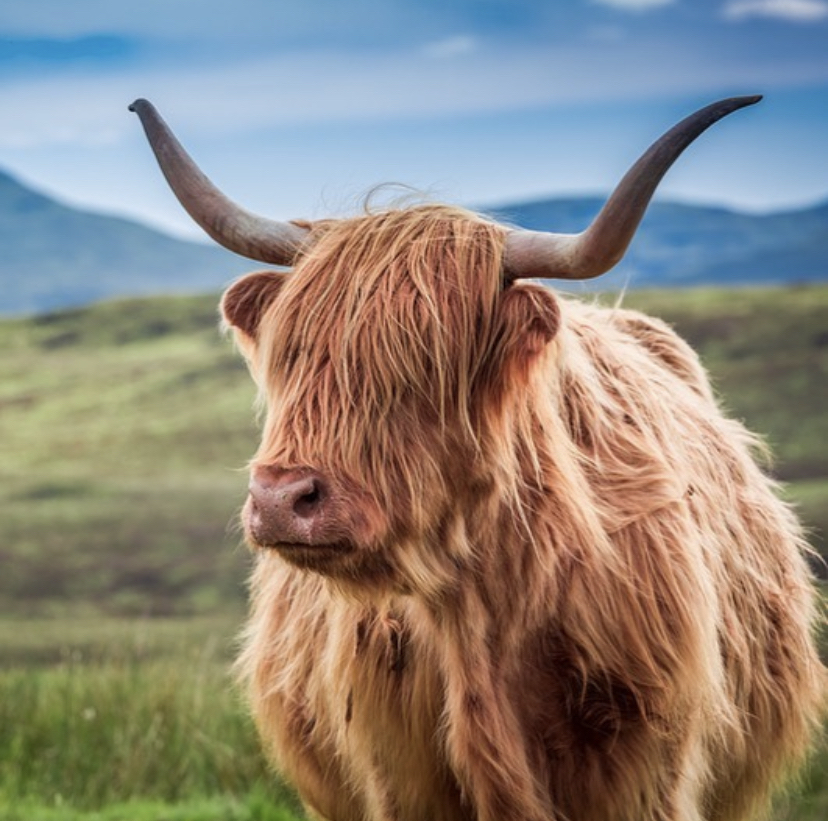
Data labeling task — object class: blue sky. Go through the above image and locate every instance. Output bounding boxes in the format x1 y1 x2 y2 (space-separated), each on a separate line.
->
1 0 827 239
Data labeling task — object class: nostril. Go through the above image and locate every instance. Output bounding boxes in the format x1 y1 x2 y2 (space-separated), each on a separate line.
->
293 478 326 519
247 469 333 545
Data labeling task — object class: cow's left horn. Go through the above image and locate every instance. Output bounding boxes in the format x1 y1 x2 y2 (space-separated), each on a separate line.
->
503 95 762 282
129 99 308 266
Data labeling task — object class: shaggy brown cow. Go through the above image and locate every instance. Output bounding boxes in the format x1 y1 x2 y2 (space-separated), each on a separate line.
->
131 96 826 821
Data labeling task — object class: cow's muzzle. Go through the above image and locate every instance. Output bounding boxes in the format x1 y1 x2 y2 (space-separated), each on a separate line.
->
245 466 356 557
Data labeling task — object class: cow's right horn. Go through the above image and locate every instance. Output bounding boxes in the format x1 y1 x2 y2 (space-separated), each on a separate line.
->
129 99 308 266
503 95 762 282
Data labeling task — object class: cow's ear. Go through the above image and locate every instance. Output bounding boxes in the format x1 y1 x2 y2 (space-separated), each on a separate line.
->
221 271 288 338
489 283 560 386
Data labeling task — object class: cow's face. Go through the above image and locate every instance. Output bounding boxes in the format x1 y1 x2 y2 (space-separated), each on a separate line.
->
222 206 559 590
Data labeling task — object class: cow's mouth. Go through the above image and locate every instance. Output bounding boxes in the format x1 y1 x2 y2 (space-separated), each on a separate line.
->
257 539 357 568
270 540 354 554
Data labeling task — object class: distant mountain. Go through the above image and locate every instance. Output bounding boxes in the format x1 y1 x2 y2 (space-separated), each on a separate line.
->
0 170 249 315
1 168 826 315
485 197 828 290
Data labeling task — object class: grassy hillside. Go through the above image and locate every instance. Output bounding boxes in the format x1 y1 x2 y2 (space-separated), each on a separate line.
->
0 284 826 617
0 295 256 616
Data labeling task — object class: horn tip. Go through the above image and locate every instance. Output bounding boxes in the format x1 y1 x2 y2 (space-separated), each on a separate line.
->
730 94 763 110
128 98 151 115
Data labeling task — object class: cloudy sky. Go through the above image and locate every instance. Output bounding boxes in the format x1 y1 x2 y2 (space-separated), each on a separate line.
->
1 0 827 238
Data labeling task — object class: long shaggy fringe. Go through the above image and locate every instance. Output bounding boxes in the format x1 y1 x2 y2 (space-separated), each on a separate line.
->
251 205 507 561
232 204 826 821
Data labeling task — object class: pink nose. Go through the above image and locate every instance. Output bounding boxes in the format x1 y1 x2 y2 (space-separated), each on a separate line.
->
247 467 334 547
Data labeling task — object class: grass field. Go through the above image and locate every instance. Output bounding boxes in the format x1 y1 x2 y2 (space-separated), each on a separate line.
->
0 294 254 618
1 283 826 818
0 617 302 820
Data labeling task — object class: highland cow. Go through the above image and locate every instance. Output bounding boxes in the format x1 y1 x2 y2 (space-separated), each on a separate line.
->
132 96 825 821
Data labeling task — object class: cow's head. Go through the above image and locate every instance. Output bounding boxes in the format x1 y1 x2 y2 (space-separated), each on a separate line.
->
216 205 563 588
130 96 760 593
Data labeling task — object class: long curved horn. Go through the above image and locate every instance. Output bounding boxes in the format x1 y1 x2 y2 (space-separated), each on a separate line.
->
503 95 762 282
129 99 308 266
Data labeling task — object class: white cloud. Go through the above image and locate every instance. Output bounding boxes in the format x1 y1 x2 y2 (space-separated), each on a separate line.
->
2 34 827 154
723 0 828 21
592 0 676 11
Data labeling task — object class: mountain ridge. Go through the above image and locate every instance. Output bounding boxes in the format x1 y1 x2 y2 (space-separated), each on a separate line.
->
0 169 250 315
1 168 826 315
484 195 828 290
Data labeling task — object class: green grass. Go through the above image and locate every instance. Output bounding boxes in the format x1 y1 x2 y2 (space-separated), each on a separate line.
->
786 754 828 821
0 618 303 820
0 294 257 617
1 793 299 821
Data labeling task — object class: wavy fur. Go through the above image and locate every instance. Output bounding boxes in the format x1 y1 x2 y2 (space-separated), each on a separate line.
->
226 204 826 821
